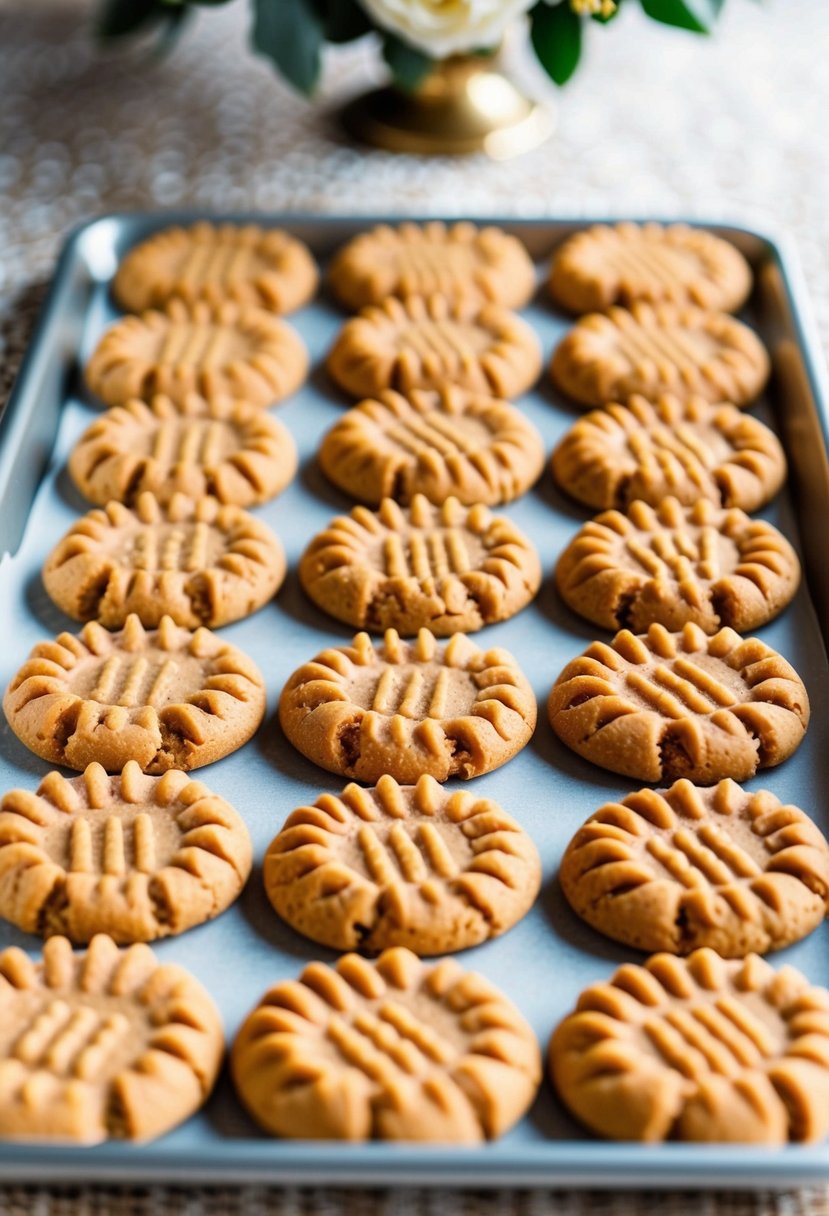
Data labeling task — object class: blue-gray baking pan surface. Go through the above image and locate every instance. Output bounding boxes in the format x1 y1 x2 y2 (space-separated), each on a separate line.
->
0 214 828 1187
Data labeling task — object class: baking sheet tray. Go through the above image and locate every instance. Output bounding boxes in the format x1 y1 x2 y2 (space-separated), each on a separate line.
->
0 213 828 1188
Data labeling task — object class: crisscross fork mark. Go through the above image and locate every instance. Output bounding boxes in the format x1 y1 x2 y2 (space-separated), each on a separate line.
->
178 242 259 293
647 823 762 888
158 322 233 370
357 821 460 886
132 524 211 573
326 999 458 1086
644 995 777 1082
386 414 481 463
629 427 716 480
605 239 695 292
89 655 179 707
12 998 133 1079
625 660 736 716
401 321 481 370
382 529 474 580
67 811 158 875
371 667 452 718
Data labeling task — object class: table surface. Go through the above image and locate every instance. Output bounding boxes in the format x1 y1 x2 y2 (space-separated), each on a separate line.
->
1 0 828 1210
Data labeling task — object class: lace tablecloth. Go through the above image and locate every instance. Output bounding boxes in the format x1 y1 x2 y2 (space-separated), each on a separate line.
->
0 0 827 1210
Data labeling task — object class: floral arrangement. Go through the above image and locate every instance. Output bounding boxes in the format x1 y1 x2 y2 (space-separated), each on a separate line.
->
98 0 731 94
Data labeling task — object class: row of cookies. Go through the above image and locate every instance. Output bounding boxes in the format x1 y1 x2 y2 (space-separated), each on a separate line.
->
542 226 829 1145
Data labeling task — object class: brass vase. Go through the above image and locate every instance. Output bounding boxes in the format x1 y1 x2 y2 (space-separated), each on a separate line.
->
340 52 553 159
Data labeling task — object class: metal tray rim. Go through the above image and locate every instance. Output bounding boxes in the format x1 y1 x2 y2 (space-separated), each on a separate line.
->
1 211 829 1189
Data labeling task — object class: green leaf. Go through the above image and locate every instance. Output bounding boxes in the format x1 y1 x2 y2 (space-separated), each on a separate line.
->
640 0 724 33
95 0 163 38
251 0 324 94
314 0 373 42
530 2 582 86
382 33 432 93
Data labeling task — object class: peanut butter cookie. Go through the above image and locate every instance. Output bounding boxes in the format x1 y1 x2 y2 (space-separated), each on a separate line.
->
548 623 809 784
551 394 787 513
0 933 223 1143
550 303 769 409
556 497 800 634
0 762 252 944
264 774 541 954
114 221 318 315
86 300 308 409
550 949 829 1143
43 492 285 629
299 495 541 635
328 221 536 312
68 394 297 508
327 294 541 399
279 628 537 784
560 779 829 956
3 614 266 773
549 222 753 315
232 947 541 1141
318 386 545 507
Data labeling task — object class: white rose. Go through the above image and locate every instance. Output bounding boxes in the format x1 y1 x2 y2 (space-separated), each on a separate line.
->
359 0 539 58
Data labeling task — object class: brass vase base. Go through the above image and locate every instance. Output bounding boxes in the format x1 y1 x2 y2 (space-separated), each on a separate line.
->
341 57 553 159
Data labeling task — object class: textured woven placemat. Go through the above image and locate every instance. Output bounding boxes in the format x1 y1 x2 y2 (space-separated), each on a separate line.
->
1 0 828 1210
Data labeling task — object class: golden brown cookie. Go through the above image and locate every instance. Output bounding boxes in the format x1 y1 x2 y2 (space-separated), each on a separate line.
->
279 628 537 784
560 779 829 957
231 946 541 1141
550 949 829 1144
550 303 770 409
328 221 536 312
42 492 285 630
0 762 252 944
299 495 541 635
85 300 308 409
549 223 753 315
68 394 298 509
551 394 787 513
555 497 800 634
0 933 223 1143
326 294 542 400
113 221 318 316
3 614 266 774
318 386 545 508
547 623 809 784
263 774 541 955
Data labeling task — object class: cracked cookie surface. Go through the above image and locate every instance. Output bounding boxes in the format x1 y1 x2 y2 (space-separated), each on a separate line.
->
560 779 829 957
551 393 786 513
3 613 266 773
279 628 537 784
550 303 769 409
86 299 308 409
0 933 223 1143
548 222 753 315
556 497 800 634
68 393 297 508
43 491 285 629
318 386 545 508
0 762 252 944
547 622 809 784
299 495 541 635
113 221 318 315
328 221 536 312
327 294 541 399
232 946 541 1141
550 949 829 1143
264 774 540 955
